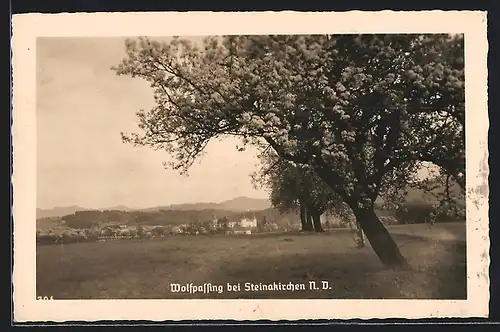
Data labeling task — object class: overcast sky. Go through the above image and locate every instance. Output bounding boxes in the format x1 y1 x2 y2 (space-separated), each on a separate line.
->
36 37 268 209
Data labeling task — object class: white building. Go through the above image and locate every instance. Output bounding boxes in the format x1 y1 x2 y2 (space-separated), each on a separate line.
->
238 217 258 228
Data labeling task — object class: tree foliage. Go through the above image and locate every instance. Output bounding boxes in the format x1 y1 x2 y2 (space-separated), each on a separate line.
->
251 149 350 232
112 34 464 267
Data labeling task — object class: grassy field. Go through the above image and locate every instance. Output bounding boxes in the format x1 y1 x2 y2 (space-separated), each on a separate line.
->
36 222 466 299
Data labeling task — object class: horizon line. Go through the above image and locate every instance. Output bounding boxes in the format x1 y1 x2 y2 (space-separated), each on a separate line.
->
37 195 271 211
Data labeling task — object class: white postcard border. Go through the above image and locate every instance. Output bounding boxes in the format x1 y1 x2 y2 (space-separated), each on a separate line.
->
12 11 489 321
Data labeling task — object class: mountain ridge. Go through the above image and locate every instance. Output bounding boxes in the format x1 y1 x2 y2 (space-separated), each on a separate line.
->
36 196 271 219
37 180 463 220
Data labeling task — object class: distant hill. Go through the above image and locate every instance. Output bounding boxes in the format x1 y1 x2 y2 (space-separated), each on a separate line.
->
36 182 465 229
36 197 271 219
219 196 271 212
36 206 87 219
36 205 138 219
140 202 221 212
117 197 271 213
36 179 463 220
103 205 134 211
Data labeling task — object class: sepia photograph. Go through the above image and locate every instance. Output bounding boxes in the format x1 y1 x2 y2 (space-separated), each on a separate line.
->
12 11 489 321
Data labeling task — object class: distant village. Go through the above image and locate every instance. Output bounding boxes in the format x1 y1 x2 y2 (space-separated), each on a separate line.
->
35 209 363 245
35 194 420 246
36 187 458 246
36 213 299 245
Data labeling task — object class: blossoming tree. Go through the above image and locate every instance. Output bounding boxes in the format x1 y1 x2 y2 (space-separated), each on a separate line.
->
112 34 464 267
251 149 348 233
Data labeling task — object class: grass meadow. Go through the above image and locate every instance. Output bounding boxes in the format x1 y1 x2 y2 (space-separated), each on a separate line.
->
36 222 466 299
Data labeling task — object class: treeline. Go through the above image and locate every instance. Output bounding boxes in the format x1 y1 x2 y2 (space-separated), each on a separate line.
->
57 208 300 230
376 201 466 224
41 200 465 231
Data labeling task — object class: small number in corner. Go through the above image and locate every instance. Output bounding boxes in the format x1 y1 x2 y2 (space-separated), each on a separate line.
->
37 296 54 300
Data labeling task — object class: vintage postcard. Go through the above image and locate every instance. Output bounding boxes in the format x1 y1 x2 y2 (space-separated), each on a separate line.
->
12 11 489 322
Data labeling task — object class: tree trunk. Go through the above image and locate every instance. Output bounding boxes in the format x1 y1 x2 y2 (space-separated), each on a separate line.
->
352 205 407 267
305 207 314 231
299 203 306 230
313 166 407 267
356 221 365 248
300 202 313 231
312 209 325 233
